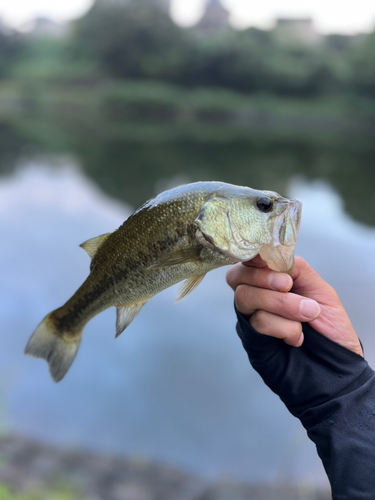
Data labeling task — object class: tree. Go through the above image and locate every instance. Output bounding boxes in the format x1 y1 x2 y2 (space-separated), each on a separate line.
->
72 1 190 81
0 28 24 79
349 32 375 97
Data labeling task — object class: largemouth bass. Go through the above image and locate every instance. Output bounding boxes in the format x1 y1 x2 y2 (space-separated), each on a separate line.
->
25 182 302 382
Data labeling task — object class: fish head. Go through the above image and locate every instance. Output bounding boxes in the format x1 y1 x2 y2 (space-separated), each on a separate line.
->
194 187 302 274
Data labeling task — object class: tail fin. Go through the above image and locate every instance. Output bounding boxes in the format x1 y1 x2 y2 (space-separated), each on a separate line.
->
25 314 82 383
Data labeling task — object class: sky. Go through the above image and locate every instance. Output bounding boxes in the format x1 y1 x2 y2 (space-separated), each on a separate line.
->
1 0 375 35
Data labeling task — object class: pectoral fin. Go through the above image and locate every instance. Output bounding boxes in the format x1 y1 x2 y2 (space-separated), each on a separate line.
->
148 246 202 270
115 302 146 338
175 274 206 303
80 233 111 259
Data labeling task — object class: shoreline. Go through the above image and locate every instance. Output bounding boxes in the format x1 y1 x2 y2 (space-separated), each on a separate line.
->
0 434 330 500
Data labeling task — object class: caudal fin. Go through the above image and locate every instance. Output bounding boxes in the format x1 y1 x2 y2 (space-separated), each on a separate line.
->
25 314 82 383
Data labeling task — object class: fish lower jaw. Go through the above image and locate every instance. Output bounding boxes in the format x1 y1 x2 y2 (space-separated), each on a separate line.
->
259 244 295 274
219 247 261 264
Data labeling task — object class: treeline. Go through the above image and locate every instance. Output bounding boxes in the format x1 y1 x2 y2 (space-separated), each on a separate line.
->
0 27 24 79
1 1 375 99
69 2 375 98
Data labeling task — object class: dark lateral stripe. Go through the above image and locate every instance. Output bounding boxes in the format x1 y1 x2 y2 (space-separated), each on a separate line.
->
55 274 115 330
56 225 197 330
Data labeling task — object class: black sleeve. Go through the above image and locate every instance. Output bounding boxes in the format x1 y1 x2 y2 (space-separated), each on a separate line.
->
235 309 375 499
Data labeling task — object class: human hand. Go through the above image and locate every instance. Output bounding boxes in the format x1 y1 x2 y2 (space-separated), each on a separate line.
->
226 255 363 357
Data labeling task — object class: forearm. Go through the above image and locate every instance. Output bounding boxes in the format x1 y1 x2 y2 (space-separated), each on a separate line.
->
236 311 375 498
303 380 375 499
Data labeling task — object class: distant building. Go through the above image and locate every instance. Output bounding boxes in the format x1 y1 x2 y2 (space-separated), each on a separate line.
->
0 17 13 35
95 0 171 14
23 17 69 38
195 0 230 32
151 0 170 13
273 18 321 46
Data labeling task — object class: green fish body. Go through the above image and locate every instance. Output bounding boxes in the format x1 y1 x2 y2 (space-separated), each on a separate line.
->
25 182 302 382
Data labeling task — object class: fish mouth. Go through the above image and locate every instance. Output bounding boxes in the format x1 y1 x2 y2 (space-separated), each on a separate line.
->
259 199 302 274
202 232 214 246
275 199 302 247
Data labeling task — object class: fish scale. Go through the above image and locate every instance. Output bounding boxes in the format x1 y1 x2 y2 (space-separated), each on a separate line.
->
25 181 302 382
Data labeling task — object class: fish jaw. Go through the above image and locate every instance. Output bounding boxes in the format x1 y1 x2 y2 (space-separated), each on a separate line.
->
276 199 302 248
259 244 295 275
259 199 302 274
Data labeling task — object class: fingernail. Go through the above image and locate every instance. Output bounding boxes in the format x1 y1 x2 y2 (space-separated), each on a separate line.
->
296 332 304 347
300 299 320 320
268 273 292 291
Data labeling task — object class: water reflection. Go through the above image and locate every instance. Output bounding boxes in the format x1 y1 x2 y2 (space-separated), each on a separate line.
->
2 157 375 487
2 115 375 226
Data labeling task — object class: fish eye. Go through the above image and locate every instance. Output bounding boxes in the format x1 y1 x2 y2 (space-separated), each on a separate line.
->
256 196 273 213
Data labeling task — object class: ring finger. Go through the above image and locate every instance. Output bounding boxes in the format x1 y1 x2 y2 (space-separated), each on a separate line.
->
250 310 304 347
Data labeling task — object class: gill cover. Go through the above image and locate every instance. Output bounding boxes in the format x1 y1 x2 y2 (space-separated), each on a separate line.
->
194 197 262 262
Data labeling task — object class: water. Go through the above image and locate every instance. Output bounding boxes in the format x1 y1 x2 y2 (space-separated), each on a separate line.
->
1 117 375 488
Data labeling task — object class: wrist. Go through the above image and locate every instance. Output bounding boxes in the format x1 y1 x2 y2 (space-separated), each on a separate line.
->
236 309 371 418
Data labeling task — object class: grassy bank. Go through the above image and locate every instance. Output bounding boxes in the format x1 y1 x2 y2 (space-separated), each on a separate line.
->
0 483 76 500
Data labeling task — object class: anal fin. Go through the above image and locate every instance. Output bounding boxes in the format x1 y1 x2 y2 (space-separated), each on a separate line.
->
175 274 206 303
115 302 146 338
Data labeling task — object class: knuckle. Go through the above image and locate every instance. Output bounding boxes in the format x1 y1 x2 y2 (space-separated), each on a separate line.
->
226 264 247 289
294 256 310 277
295 256 307 269
290 321 303 339
276 291 290 310
226 267 236 288
255 266 271 284
328 284 340 301
276 292 300 319
250 310 268 333
284 321 303 345
235 284 250 310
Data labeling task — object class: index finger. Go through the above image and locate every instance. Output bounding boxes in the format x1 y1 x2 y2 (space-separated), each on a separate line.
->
226 262 293 293
242 255 268 268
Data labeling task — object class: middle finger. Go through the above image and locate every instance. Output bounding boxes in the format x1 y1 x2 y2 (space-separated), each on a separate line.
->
235 285 321 322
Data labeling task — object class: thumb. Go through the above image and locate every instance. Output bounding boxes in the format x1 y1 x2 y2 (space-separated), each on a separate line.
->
291 257 363 356
291 257 337 306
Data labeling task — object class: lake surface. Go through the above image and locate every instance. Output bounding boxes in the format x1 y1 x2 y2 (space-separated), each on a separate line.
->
1 116 375 488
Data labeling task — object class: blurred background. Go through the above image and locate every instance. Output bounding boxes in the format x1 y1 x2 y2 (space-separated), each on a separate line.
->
1 0 375 498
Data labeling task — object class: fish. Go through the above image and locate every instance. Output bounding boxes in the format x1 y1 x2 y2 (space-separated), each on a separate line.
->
25 181 302 382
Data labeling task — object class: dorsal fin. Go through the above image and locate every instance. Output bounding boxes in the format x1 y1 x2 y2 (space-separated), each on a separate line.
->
80 233 111 260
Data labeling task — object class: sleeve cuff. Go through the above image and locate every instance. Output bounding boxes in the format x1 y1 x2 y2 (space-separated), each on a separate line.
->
235 306 374 414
